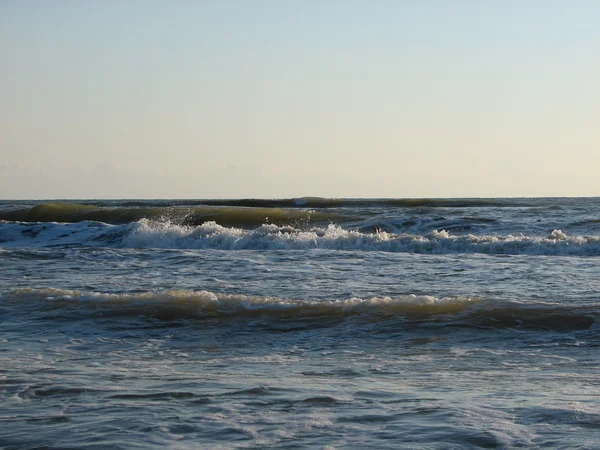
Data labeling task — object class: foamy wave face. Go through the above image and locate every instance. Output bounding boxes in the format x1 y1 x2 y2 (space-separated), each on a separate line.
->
5 288 478 319
122 220 600 255
3 219 600 255
123 220 384 251
4 288 597 331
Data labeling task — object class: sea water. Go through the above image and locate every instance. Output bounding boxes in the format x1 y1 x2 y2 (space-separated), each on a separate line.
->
1 198 599 448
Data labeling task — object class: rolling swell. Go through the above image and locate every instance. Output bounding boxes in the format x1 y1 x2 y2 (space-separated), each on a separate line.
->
187 197 522 208
0 197 525 220
3 288 597 331
0 202 345 227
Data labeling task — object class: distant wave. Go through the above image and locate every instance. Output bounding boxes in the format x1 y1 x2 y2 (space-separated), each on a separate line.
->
0 198 526 224
186 197 522 209
0 202 346 227
3 219 600 255
3 288 597 331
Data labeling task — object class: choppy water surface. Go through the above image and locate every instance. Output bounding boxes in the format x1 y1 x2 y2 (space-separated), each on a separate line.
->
1 198 600 448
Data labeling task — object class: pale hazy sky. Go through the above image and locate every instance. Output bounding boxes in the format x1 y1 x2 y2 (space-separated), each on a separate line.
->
1 1 599 199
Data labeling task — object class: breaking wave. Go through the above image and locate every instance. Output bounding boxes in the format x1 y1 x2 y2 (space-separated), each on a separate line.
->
3 219 600 255
122 221 600 255
123 221 600 255
3 288 597 331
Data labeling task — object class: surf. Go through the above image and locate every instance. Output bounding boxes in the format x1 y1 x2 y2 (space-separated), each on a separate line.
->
3 288 598 332
3 218 600 256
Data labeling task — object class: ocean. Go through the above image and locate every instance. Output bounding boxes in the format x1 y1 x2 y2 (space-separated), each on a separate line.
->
1 197 599 449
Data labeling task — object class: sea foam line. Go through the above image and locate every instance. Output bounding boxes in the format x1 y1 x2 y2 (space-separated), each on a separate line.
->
2 219 600 255
122 220 600 255
4 288 598 331
5 288 478 318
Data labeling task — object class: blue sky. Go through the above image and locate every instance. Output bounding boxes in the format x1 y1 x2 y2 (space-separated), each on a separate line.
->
1 1 599 198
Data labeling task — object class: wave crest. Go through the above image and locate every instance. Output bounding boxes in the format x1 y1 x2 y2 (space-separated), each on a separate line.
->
4 288 597 331
0 202 344 227
6 288 476 317
3 219 600 255
123 220 600 255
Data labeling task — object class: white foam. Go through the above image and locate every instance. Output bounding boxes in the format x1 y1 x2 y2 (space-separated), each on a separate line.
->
122 220 600 255
3 219 600 255
4 288 479 318
549 229 567 240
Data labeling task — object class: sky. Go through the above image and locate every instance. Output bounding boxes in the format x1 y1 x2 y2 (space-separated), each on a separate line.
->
1 1 599 199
